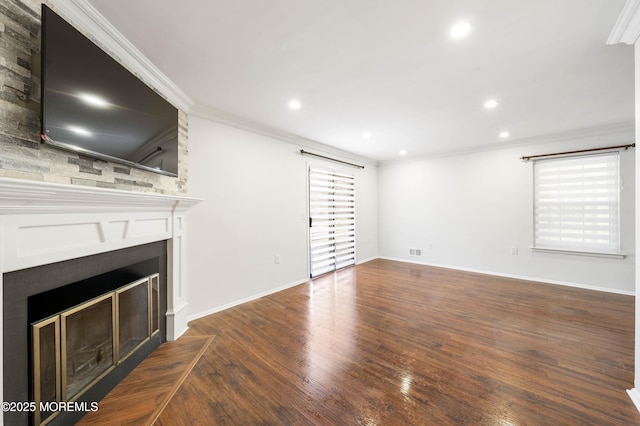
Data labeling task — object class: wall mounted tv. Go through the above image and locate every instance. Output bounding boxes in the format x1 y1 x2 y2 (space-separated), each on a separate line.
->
40 5 179 177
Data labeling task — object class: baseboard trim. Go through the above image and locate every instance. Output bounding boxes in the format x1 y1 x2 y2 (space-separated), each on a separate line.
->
627 388 640 413
166 300 189 341
187 260 379 323
187 277 309 323
377 257 635 296
187 256 633 324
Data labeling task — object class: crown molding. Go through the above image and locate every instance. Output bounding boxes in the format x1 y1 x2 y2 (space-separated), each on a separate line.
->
49 0 194 112
607 0 640 45
190 103 379 167
378 121 635 166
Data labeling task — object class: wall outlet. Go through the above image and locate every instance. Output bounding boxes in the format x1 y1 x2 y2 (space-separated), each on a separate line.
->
510 246 518 255
274 255 280 264
409 248 422 257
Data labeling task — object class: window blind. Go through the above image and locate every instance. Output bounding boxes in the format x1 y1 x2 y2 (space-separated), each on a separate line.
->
533 152 620 254
309 168 356 277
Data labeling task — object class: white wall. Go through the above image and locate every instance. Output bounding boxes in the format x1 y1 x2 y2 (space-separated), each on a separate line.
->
185 116 378 320
378 131 635 294
185 112 633 323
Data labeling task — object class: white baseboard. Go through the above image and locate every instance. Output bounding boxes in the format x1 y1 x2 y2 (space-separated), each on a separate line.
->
627 388 640 413
166 300 190 341
377 256 635 296
188 260 377 323
187 256 633 324
187 277 309 323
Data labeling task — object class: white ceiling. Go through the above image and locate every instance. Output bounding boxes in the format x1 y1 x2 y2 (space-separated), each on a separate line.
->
86 0 634 163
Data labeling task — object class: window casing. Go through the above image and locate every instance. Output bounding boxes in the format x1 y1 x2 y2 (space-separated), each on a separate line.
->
533 152 620 255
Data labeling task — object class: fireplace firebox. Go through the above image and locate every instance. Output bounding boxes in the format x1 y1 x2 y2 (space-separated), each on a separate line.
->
31 274 160 425
4 242 167 426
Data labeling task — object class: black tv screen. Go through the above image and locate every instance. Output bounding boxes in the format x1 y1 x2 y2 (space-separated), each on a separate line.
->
41 5 179 177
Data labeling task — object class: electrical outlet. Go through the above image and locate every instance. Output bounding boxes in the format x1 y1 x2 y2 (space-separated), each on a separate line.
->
274 255 280 264
510 246 518 255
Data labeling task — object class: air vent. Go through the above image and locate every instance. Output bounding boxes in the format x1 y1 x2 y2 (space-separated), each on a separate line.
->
409 248 422 257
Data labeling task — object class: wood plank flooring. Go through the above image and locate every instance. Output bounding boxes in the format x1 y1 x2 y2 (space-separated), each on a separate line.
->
77 336 213 425
85 259 639 425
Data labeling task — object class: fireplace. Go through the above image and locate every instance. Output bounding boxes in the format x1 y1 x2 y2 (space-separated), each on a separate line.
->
5 245 167 425
0 178 201 426
30 272 160 425
29 261 163 425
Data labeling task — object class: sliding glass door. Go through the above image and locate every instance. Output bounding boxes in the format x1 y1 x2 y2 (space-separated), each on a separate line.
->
308 167 356 278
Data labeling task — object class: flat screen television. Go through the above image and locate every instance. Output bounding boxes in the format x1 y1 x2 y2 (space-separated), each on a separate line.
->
40 5 179 177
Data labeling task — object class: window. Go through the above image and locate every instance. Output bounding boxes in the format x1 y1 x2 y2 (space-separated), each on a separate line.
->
533 152 620 255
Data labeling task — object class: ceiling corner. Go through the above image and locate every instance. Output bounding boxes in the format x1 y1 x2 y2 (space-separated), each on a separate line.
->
189 104 379 168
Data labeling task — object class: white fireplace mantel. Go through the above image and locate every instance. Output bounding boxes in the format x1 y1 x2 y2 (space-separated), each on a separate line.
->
0 178 202 414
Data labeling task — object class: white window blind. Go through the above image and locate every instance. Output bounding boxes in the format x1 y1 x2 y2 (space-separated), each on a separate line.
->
309 167 356 278
533 152 620 254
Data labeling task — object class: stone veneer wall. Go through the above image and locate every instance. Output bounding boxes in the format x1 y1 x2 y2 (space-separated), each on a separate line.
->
0 0 188 194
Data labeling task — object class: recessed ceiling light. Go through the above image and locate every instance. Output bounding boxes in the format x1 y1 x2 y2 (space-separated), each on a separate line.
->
484 99 498 109
499 131 510 138
67 125 92 136
78 93 109 108
288 99 301 110
362 132 371 139
399 150 407 156
450 21 471 39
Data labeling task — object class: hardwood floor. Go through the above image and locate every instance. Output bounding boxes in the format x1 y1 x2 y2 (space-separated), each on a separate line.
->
86 259 639 425
78 336 213 425
167 259 639 425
